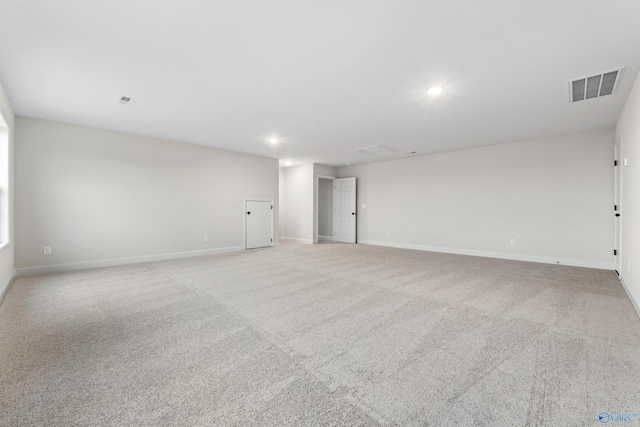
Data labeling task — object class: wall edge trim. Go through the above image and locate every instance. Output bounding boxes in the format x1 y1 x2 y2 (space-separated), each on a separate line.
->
280 237 314 244
0 271 16 306
619 277 640 320
358 240 614 270
15 246 245 276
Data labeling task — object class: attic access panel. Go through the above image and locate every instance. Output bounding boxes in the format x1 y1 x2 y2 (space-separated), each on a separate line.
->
355 145 398 156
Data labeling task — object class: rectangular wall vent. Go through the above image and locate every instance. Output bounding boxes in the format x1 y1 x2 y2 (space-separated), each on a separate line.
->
355 145 398 156
569 68 623 103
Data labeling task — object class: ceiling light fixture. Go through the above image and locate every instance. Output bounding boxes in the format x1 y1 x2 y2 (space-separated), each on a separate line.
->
285 160 292 166
427 86 444 96
269 137 279 144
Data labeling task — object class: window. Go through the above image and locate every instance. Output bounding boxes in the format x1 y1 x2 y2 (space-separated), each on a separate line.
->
0 112 9 247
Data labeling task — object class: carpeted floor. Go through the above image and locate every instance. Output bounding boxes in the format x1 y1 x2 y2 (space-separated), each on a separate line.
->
1 242 639 426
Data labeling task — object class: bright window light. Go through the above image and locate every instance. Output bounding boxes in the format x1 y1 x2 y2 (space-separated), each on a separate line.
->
0 112 8 246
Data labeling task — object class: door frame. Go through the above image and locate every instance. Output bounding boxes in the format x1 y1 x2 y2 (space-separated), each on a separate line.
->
244 198 274 250
314 175 336 244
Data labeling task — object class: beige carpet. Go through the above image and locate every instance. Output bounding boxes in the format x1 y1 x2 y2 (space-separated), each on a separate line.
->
1 242 639 426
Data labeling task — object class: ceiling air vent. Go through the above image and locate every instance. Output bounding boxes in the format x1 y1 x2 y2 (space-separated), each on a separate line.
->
117 95 134 106
569 68 623 103
355 145 398 156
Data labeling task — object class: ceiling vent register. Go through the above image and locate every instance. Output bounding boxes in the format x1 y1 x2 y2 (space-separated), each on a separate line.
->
569 68 623 103
117 95 134 106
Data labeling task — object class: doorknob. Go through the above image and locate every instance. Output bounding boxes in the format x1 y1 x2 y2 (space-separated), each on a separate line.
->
351 212 355 215
615 213 620 217
247 212 251 215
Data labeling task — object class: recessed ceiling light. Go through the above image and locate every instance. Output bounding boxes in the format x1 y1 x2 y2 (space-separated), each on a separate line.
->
427 86 444 96
269 137 279 144
285 160 292 166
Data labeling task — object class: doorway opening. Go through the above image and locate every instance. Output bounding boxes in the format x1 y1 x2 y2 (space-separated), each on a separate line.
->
313 175 357 244
316 177 334 243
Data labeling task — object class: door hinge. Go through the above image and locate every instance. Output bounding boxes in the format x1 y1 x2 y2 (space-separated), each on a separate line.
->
615 160 618 166
614 249 617 256
614 205 617 211
271 238 273 242
271 205 273 210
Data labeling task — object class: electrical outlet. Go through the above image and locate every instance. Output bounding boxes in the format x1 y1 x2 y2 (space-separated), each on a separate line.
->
203 235 209 242
362 203 367 209
43 246 52 255
386 231 390 237
510 239 516 246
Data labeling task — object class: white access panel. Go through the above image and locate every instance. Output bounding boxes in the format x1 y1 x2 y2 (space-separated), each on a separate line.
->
246 200 273 249
333 177 356 243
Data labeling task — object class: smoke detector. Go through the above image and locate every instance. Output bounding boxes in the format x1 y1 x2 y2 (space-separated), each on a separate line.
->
117 95 134 106
569 68 623 103
355 145 398 156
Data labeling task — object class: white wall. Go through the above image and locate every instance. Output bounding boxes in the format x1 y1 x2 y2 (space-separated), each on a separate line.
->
339 128 614 268
279 163 337 243
281 163 314 243
15 117 278 272
0 79 15 299
616 69 640 313
314 164 338 178
318 178 333 237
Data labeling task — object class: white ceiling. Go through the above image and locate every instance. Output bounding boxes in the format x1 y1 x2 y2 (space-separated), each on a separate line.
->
1 0 640 167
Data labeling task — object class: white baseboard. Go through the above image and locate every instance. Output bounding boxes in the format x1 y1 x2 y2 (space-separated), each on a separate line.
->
15 246 245 277
0 272 15 306
619 277 640 319
318 235 334 242
358 240 615 270
279 237 314 244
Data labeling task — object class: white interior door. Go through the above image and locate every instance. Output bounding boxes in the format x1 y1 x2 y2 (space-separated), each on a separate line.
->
333 177 356 243
614 140 621 274
246 200 273 249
